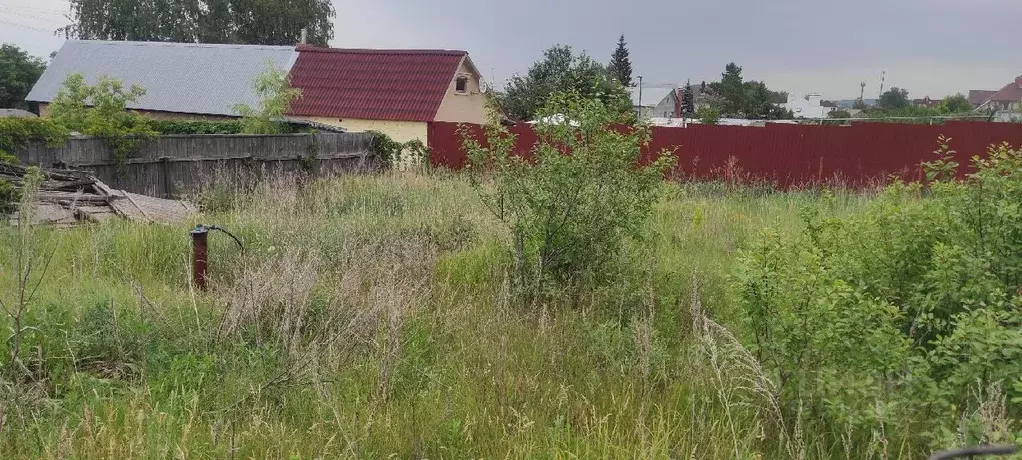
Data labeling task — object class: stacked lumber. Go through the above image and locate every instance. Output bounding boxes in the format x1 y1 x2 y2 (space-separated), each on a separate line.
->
1 163 197 226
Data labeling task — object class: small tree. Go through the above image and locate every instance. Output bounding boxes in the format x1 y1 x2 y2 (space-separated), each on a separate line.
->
697 107 721 125
878 87 910 110
49 73 156 174
608 34 632 87
463 92 674 301
936 93 972 114
681 82 695 116
233 63 302 134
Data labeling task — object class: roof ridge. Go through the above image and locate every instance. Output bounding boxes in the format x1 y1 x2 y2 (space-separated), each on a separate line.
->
296 45 467 55
69 40 296 51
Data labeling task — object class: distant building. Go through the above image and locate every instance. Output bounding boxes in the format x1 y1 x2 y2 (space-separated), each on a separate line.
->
912 96 941 108
781 93 834 118
629 86 678 119
975 76 1022 112
967 90 997 108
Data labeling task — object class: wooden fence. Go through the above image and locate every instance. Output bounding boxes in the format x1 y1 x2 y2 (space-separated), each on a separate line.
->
13 132 378 197
428 121 1022 188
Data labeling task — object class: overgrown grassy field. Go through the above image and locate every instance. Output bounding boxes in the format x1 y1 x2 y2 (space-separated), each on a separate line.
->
0 168 1017 458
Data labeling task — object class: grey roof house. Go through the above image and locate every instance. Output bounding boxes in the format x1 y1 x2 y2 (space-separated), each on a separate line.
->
27 40 299 118
629 85 678 119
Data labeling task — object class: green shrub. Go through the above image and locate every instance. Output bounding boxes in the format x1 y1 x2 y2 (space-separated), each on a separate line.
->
737 139 1022 451
49 73 156 175
463 92 675 302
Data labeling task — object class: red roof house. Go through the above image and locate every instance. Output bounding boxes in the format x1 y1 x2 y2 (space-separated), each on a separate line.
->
287 45 486 143
977 76 1022 111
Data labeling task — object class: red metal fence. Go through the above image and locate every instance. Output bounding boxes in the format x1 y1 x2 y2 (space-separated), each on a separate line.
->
428 121 1022 188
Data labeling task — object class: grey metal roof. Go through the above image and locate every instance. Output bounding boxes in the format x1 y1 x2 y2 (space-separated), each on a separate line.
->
629 86 676 108
27 40 299 117
0 109 37 118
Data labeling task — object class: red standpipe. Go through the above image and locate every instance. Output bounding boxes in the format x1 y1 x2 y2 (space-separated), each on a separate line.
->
190 225 209 290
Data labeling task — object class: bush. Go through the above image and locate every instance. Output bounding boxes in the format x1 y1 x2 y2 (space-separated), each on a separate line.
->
463 92 675 301
49 73 156 173
737 139 1022 451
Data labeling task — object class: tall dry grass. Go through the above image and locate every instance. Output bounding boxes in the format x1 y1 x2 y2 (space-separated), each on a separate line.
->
0 170 954 459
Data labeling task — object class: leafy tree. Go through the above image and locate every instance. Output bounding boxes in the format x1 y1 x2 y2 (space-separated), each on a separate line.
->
608 34 632 87
61 0 335 46
878 87 910 110
853 98 868 110
49 73 156 174
463 92 674 300
936 93 972 114
0 44 46 110
233 63 303 134
500 45 631 122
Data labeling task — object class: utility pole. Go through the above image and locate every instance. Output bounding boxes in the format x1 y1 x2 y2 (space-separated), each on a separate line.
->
878 71 886 99
637 75 643 119
859 81 866 103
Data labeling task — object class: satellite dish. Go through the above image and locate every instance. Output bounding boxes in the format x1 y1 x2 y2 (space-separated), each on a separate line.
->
479 77 491 94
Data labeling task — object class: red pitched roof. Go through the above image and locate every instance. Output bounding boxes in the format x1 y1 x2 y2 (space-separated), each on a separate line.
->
287 45 468 122
986 76 1022 103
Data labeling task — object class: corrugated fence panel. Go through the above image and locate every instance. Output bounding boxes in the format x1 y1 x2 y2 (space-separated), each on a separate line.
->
13 133 377 198
429 121 1022 188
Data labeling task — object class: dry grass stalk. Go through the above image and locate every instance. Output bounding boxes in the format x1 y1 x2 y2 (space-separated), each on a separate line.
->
689 273 805 460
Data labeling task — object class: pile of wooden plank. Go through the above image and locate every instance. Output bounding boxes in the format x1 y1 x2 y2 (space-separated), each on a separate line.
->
1 163 198 226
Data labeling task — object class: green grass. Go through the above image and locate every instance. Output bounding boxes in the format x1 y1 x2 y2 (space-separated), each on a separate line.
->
0 172 876 459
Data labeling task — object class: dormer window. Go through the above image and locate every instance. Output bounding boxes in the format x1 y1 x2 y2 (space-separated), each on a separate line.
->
455 76 469 94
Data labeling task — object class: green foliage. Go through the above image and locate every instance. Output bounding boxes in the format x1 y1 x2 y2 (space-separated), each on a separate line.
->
697 106 721 125
717 62 746 116
499 45 632 121
608 34 632 87
147 119 244 134
828 109 852 119
707 63 791 119
681 82 695 116
463 92 675 299
233 63 303 134
937 93 974 114
49 73 156 175
367 131 405 166
878 86 910 110
0 180 16 217
62 0 336 45
0 43 46 110
0 117 70 154
0 118 69 214
738 140 1022 450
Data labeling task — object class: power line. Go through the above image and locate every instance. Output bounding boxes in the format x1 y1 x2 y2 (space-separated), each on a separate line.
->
0 18 53 32
0 7 64 24
0 2 68 15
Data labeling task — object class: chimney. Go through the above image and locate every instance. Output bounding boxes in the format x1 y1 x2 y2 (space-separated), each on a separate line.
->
300 28 307 45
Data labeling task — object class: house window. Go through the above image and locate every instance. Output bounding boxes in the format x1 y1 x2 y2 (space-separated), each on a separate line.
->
455 76 468 94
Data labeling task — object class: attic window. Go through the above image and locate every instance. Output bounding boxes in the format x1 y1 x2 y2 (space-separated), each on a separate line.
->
455 76 468 94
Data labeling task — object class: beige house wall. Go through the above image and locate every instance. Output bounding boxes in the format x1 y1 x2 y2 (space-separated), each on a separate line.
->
289 116 428 144
433 57 487 124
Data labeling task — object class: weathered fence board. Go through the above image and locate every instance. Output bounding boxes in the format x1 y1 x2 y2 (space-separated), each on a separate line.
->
14 132 378 197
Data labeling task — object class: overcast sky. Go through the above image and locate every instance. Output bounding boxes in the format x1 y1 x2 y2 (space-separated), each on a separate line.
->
3 0 1020 100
